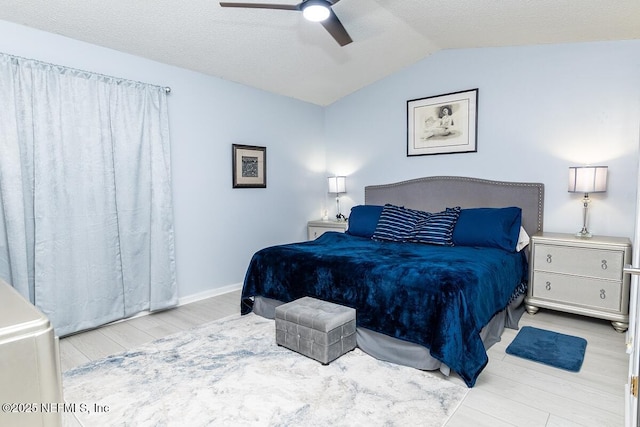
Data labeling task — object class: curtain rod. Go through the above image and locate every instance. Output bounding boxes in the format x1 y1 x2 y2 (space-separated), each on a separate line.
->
1 51 172 95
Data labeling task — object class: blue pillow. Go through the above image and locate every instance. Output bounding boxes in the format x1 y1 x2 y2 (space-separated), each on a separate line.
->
410 207 461 246
372 204 430 242
346 205 384 238
452 207 522 251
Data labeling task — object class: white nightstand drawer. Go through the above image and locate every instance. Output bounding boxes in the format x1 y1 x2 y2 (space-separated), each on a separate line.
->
533 244 623 281
532 272 622 311
307 220 348 241
308 226 332 240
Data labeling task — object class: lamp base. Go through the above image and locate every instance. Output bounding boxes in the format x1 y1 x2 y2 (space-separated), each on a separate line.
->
576 194 593 238
576 229 592 238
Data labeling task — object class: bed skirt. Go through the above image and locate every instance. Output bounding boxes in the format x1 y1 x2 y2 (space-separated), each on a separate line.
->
252 293 525 376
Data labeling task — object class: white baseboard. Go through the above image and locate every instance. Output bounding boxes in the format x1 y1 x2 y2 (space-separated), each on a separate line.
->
76 283 244 332
177 282 243 306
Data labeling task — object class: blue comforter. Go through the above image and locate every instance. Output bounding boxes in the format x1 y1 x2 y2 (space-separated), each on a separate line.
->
241 232 527 387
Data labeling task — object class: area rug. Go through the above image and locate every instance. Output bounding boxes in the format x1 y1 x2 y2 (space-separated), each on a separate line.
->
505 326 587 372
63 313 468 426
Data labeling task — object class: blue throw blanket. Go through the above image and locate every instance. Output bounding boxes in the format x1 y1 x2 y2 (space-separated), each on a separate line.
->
242 232 527 387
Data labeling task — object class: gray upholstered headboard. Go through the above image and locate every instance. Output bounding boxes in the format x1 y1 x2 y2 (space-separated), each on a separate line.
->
364 176 544 236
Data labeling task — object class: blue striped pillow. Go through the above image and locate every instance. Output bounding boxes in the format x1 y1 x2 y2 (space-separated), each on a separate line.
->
372 204 430 242
409 207 461 246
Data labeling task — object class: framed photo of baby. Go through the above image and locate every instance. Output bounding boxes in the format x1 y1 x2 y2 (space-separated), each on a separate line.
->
407 89 478 156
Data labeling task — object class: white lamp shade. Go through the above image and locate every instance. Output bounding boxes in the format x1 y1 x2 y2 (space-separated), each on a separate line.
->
328 176 346 194
568 166 608 193
302 2 330 22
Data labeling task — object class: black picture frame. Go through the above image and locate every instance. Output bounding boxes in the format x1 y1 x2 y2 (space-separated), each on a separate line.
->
407 89 478 156
232 144 267 188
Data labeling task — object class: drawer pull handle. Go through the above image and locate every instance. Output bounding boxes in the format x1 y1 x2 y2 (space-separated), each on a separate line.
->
545 281 551 291
546 254 552 263
601 260 608 270
600 289 606 299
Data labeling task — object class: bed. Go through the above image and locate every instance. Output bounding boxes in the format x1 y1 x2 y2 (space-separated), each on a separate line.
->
241 176 544 387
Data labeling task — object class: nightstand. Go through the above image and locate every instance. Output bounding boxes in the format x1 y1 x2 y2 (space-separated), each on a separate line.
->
525 232 632 332
307 220 348 241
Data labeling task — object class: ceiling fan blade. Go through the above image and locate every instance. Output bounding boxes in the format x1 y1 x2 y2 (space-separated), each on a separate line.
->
320 9 352 46
219 2 299 11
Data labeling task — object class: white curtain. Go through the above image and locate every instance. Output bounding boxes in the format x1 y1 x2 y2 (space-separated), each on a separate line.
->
0 54 177 336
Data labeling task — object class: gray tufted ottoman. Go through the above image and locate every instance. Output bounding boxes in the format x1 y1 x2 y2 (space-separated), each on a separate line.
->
275 296 356 364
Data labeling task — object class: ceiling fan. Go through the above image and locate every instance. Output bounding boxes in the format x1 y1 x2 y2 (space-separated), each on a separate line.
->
219 0 353 46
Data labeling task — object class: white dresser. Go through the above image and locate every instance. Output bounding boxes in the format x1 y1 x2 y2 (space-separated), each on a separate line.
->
524 232 632 332
307 220 348 241
0 279 63 427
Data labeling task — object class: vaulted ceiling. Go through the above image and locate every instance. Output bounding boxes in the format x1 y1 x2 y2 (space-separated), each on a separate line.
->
1 0 639 105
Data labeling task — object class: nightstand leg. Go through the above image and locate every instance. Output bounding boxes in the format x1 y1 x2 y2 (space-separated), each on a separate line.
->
611 321 628 333
524 304 539 315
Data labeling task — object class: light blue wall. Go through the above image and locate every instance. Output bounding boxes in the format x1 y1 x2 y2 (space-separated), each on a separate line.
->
2 19 640 303
0 20 326 299
325 41 640 240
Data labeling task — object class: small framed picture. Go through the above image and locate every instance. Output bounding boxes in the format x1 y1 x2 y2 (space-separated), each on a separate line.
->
232 144 267 188
407 89 478 157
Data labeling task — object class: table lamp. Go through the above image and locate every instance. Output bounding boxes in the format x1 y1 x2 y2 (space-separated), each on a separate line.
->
327 176 347 221
568 166 607 238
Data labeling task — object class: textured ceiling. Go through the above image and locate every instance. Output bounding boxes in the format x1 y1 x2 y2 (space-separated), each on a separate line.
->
0 0 639 106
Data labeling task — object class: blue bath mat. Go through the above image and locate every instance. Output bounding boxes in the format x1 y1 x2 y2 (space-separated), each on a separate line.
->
506 326 587 372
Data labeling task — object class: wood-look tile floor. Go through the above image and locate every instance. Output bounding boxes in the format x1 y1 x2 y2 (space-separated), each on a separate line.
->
60 290 627 427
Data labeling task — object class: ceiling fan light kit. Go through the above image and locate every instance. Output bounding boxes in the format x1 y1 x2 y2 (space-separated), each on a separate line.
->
302 1 331 22
220 0 353 46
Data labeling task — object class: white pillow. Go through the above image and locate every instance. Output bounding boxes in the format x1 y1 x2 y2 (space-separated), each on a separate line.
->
516 226 530 252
